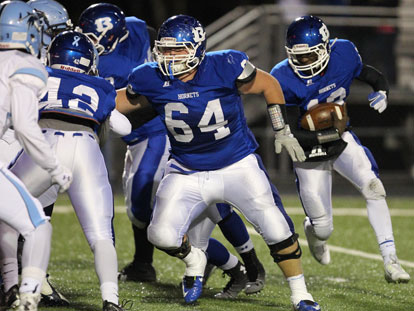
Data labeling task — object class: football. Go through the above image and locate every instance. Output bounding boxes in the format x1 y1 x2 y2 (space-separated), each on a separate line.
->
300 102 345 131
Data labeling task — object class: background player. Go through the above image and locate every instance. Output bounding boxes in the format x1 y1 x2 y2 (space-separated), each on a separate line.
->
78 3 266 295
0 1 72 310
9 30 131 311
270 15 410 283
116 14 321 311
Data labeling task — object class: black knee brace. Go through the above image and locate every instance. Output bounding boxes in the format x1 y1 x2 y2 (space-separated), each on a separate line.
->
158 237 191 259
269 233 302 263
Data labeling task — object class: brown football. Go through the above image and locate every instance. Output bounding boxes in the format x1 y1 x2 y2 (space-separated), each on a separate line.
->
300 102 345 131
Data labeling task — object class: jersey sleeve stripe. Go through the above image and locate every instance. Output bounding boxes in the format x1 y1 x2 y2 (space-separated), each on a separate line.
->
10 67 47 84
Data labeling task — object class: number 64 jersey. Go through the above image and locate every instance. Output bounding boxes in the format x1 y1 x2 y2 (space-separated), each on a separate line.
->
127 50 258 171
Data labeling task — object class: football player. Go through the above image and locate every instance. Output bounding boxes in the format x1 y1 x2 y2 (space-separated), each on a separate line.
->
116 15 320 311
9 30 131 311
270 15 410 283
0 1 72 310
0 0 73 308
78 3 266 296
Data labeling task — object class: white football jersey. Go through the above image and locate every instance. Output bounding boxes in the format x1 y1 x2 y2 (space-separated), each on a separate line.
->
0 50 58 172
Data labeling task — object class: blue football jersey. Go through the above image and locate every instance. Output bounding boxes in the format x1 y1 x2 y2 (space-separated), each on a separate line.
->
40 67 116 130
128 50 259 170
98 17 165 144
270 39 363 115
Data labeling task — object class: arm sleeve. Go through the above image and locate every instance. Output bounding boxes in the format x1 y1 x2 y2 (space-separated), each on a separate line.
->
10 74 59 173
286 105 320 149
109 109 132 137
356 63 390 95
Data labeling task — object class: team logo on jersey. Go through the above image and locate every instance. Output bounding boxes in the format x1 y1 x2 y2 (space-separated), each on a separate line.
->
177 92 199 99
163 81 171 87
192 27 205 43
306 79 313 86
319 83 336 94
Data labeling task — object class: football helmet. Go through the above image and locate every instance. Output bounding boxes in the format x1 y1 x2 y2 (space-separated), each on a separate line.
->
0 0 43 56
78 3 128 55
285 15 330 79
47 30 98 75
154 15 206 78
27 0 73 46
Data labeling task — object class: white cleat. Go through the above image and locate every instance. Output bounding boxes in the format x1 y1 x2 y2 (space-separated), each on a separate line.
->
384 255 411 283
18 292 41 311
303 217 330 265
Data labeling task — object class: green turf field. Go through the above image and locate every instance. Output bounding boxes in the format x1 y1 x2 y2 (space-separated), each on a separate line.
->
41 195 413 311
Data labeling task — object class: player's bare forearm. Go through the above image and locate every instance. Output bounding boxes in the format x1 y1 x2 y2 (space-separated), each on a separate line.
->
238 69 285 105
116 87 147 114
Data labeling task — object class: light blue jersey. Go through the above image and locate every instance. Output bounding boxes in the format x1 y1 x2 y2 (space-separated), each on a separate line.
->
128 50 259 170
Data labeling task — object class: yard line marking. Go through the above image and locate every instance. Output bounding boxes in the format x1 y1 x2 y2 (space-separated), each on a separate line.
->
53 206 414 216
246 227 414 268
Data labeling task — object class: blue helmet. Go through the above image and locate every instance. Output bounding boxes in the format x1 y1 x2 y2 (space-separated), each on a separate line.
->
78 3 128 55
47 30 98 75
27 0 73 46
285 15 331 79
0 0 43 56
154 15 207 78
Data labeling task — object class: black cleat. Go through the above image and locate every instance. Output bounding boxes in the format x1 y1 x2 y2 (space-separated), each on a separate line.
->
214 261 248 299
40 275 69 306
240 248 266 295
118 262 156 282
0 284 20 309
103 300 133 311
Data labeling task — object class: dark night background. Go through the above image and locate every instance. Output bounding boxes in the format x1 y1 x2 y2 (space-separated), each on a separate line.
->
57 0 399 31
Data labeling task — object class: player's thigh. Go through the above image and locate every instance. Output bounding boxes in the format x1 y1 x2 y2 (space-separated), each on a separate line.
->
334 132 379 188
66 134 114 243
0 168 48 235
9 150 52 197
294 160 333 219
222 154 292 244
149 172 207 247
187 214 216 251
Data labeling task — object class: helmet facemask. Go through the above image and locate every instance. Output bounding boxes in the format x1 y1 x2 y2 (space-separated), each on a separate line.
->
154 38 202 78
286 41 330 79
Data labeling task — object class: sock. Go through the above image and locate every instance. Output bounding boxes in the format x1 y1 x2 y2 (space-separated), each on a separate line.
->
132 225 154 263
206 238 230 267
218 211 251 251
287 274 313 305
366 199 396 262
100 281 118 305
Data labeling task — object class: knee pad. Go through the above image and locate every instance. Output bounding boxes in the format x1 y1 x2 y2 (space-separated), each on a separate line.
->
269 233 302 263
361 178 386 200
158 236 191 259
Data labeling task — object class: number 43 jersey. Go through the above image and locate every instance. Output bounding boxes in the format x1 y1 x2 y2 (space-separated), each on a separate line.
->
128 50 259 171
40 67 116 129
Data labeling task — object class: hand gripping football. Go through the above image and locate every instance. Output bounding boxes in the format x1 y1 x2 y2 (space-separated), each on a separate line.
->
300 102 345 131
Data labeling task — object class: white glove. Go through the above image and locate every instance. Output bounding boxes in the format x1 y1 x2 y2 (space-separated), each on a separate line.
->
368 90 387 113
274 125 306 162
50 165 73 193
